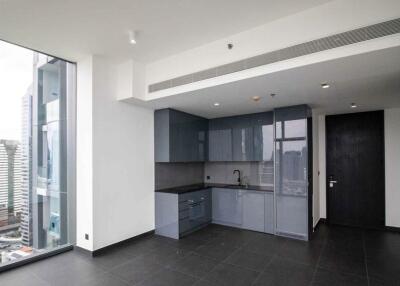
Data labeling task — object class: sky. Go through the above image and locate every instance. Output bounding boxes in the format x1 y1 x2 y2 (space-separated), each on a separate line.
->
0 40 33 141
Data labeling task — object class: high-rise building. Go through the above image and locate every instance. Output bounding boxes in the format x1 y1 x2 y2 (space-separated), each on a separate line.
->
0 140 22 229
20 86 33 246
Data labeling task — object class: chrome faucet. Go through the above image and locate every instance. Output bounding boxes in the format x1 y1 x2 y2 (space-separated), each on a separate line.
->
233 169 241 186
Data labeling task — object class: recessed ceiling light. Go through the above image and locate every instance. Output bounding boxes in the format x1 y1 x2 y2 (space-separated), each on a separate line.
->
321 83 330 89
129 30 137 45
252 96 261 102
213 102 220 107
351 103 357 108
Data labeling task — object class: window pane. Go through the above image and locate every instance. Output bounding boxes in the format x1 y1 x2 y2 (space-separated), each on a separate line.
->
0 41 74 266
284 119 306 138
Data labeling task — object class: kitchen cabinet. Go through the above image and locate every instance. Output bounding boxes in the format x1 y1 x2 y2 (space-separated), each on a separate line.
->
232 114 254 161
208 111 273 162
208 129 232 161
208 117 233 161
155 189 212 239
253 112 274 161
155 109 208 162
242 190 265 232
212 188 242 227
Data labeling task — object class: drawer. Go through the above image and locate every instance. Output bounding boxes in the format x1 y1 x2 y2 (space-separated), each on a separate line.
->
179 208 189 220
179 218 193 234
178 189 210 203
179 200 189 211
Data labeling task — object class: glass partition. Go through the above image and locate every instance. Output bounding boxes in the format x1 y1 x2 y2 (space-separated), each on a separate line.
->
0 41 75 268
274 105 311 240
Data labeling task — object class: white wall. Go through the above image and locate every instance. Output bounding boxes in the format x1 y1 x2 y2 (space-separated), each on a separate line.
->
385 108 400 227
76 56 155 251
316 110 400 227
76 56 94 250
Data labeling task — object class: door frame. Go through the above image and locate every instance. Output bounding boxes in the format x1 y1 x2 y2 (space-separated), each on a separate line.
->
325 110 386 229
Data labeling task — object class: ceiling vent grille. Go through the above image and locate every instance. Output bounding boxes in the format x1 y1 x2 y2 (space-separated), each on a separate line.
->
149 18 400 93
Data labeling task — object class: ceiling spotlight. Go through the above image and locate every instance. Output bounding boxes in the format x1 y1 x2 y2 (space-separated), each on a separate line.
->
252 96 261 102
129 30 137 45
321 83 330 89
351 103 357 108
213 102 220 107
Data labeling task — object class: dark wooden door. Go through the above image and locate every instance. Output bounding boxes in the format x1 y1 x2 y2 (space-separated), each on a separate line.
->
326 111 385 228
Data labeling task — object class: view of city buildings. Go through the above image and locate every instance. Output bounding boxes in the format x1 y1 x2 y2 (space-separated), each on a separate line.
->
0 87 33 263
0 48 72 265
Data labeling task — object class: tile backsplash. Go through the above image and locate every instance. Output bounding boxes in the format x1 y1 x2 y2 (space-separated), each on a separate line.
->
155 161 274 190
155 163 204 190
204 161 274 187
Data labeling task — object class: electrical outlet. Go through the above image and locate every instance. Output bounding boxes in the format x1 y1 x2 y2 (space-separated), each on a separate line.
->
85 234 89 240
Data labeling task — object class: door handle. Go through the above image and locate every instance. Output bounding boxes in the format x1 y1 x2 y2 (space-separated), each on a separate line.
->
329 180 338 188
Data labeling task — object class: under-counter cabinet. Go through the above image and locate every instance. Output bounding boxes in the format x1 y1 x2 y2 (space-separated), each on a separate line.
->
212 188 242 227
241 190 265 232
211 188 274 234
155 189 211 239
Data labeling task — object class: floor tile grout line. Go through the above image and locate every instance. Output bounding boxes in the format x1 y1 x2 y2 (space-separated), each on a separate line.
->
362 231 371 286
308 234 328 286
250 253 277 286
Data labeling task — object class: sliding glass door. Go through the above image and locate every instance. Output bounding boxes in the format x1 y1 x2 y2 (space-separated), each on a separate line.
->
0 41 75 268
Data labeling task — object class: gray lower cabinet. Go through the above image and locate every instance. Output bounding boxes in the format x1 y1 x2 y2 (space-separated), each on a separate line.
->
212 188 274 234
155 189 211 239
156 188 275 239
241 190 265 232
212 188 242 227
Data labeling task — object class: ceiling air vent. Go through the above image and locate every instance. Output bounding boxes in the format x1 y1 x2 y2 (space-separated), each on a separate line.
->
149 18 400 93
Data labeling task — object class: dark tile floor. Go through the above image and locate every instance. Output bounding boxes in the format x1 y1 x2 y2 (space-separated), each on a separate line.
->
1 223 400 286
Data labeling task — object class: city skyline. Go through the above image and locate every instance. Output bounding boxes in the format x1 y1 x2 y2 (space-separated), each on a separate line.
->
0 41 33 141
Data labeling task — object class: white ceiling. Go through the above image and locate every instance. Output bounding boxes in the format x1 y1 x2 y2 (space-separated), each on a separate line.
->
142 46 400 118
0 0 332 62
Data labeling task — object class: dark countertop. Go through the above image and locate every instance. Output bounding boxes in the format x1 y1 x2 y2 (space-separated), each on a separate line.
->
155 183 274 194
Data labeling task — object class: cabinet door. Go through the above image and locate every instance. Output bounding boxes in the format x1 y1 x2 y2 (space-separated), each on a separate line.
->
264 192 274 234
208 129 232 161
253 112 274 161
232 127 253 161
242 191 265 232
169 109 208 162
212 188 242 226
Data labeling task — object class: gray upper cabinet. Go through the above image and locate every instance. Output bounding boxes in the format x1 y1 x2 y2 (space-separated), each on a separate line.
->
208 111 273 162
155 109 274 162
232 114 254 161
253 112 274 162
241 190 265 232
155 109 208 162
212 188 242 227
208 117 233 161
